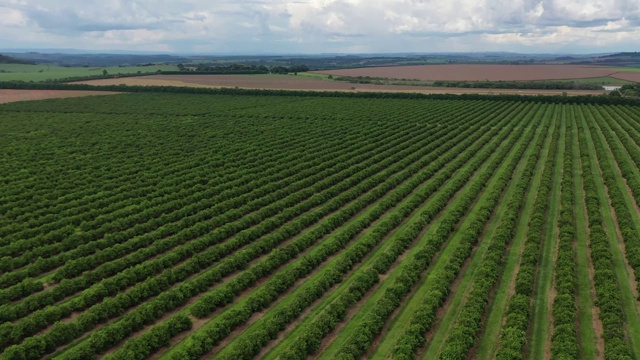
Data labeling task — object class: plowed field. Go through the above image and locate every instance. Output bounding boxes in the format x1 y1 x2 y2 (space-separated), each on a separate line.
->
0 89 117 104
75 75 606 95
315 64 627 81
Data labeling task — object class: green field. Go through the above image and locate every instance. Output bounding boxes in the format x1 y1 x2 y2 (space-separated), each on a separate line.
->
611 67 640 72
2 92 640 360
295 72 332 79
552 76 633 84
0 64 178 81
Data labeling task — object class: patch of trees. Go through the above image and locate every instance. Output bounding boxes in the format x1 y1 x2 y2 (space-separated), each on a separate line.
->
612 84 640 97
431 80 603 90
269 64 310 74
331 76 604 90
176 63 268 73
40 72 160 84
174 63 309 74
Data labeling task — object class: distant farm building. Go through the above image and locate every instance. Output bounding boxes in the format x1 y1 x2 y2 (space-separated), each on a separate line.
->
603 85 623 91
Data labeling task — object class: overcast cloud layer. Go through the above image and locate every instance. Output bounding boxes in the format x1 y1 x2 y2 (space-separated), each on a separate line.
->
0 0 639 54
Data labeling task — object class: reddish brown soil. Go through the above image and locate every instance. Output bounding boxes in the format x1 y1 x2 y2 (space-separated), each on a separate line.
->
314 65 620 81
76 75 606 96
0 90 117 104
611 72 640 82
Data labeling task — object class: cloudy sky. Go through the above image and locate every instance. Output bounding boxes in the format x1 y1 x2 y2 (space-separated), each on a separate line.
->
0 0 639 54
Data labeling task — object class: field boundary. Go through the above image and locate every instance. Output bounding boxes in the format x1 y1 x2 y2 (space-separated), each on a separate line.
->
1 82 640 106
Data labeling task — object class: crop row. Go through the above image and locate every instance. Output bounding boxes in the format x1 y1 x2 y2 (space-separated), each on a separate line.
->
575 105 633 359
0 110 457 348
550 107 579 359
390 103 550 359
6 97 640 359
0 99 405 239
93 100 516 360
0 115 379 268
495 107 561 359
110 121 493 358
436 104 551 359
218 98 529 360
0 121 404 301
1 102 456 292
0 119 338 255
325 103 539 360
0 126 277 225
145 102 522 360
587 105 640 296
1 143 355 289
0 118 283 238
2 99 467 254
0 102 494 359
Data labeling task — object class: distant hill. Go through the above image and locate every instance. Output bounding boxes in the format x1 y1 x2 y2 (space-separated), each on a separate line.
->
597 52 640 59
0 54 34 64
567 52 640 67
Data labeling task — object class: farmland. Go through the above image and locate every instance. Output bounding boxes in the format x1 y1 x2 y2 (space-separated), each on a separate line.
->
315 64 639 82
0 90 118 104
611 72 640 83
2 92 640 360
0 64 178 82
74 75 607 96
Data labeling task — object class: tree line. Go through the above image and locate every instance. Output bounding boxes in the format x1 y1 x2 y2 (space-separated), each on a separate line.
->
332 75 607 90
176 63 310 74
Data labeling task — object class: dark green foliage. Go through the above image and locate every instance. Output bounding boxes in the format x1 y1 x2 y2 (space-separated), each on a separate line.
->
268 98 532 360
550 108 579 359
2 93 640 360
165 100 519 360
496 106 562 359
431 80 603 90
391 104 551 359
576 106 633 359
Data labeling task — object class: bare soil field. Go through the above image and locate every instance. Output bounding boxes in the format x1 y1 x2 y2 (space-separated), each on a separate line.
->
0 89 118 104
611 72 640 82
76 75 606 96
314 65 621 81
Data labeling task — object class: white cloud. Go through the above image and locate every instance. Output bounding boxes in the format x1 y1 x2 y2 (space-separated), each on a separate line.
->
0 6 27 26
485 24 640 49
0 0 638 53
